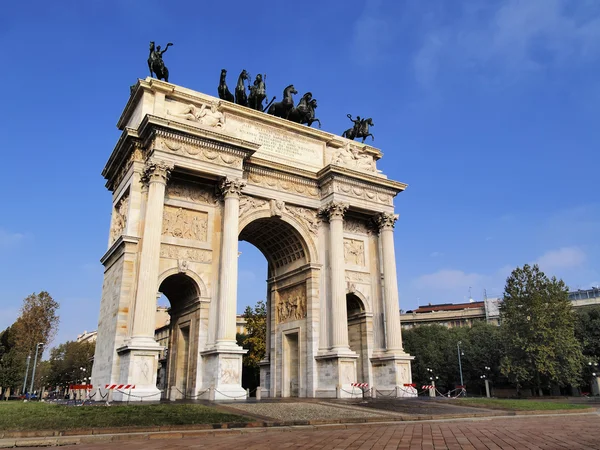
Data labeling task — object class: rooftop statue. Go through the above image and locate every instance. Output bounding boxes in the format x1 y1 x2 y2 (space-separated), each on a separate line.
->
235 69 251 107
288 92 321 128
248 74 272 111
267 84 298 119
148 41 173 82
342 114 374 143
218 69 234 103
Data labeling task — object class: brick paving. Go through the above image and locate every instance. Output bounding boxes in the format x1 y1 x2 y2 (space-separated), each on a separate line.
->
15 413 600 449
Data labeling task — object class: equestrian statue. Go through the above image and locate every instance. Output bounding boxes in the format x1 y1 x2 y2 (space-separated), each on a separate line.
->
248 74 273 111
288 92 321 128
342 114 374 143
267 84 298 119
148 41 173 82
218 69 234 102
234 69 251 107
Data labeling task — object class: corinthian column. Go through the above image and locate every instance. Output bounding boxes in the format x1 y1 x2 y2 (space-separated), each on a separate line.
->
376 212 403 351
322 202 351 352
215 177 246 348
131 160 173 345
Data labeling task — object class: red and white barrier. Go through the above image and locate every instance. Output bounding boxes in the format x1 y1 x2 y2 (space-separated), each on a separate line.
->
105 384 136 390
421 385 434 390
351 383 369 388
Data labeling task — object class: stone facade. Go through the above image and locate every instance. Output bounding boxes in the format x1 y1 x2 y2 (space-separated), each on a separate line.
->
91 77 414 401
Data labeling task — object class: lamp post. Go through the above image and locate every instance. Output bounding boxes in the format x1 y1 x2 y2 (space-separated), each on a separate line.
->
29 343 44 397
22 354 31 395
481 366 491 398
426 368 438 398
588 361 599 396
457 341 464 387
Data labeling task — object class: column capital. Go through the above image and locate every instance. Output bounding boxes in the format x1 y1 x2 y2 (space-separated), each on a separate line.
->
142 159 173 185
319 202 348 221
219 177 246 199
375 212 398 231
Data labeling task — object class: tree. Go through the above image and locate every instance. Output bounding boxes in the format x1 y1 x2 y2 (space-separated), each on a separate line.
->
12 292 60 355
0 326 26 396
500 264 583 395
46 340 95 389
237 301 266 392
575 306 600 359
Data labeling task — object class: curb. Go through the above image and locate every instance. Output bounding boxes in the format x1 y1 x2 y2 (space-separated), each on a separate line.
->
0 408 596 448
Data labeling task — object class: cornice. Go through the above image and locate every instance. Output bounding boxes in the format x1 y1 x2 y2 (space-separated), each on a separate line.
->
317 165 407 194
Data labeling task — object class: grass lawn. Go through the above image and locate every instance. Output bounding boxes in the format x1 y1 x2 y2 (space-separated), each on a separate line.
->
455 398 591 411
0 402 251 431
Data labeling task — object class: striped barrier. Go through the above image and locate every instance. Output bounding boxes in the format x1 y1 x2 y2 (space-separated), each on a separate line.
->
421 385 434 390
105 384 136 390
351 383 369 388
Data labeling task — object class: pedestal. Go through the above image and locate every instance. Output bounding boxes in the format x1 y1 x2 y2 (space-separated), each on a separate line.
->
201 349 247 400
259 360 271 398
113 343 163 402
371 353 416 398
315 353 358 398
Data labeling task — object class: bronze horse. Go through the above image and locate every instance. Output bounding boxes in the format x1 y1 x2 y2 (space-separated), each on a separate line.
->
148 41 173 82
288 92 321 128
342 115 375 143
267 85 298 119
235 69 251 107
218 69 234 102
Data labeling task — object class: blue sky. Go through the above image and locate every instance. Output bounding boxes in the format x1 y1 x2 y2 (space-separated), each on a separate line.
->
1 0 599 350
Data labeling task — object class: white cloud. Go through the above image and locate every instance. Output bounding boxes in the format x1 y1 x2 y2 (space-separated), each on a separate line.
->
412 269 486 290
536 246 586 271
0 229 24 248
413 0 600 88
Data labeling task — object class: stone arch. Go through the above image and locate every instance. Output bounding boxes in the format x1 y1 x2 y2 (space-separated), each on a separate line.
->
346 292 369 383
239 208 318 267
157 267 210 301
346 286 370 314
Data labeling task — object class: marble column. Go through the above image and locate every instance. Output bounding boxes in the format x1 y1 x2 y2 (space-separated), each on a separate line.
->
215 177 246 348
130 160 173 345
376 213 403 351
323 202 350 352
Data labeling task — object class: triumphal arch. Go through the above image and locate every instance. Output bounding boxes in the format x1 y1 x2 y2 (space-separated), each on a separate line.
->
91 78 414 400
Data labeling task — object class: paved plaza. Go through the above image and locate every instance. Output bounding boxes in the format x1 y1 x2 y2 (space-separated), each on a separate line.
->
15 413 600 450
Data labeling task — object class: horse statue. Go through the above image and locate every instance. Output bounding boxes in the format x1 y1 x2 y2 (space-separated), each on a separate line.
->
288 92 321 128
148 41 173 82
267 85 298 119
248 74 271 111
218 69 234 102
235 69 251 107
342 114 374 143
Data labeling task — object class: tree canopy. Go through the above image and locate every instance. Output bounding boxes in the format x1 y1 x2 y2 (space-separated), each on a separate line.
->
500 264 583 393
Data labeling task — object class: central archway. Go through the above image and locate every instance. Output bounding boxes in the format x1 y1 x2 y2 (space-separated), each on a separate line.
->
238 212 317 398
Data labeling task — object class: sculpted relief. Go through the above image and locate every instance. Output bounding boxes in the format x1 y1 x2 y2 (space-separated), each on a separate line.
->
162 206 208 241
276 284 307 323
168 101 226 129
167 180 218 205
331 146 376 173
344 238 365 266
109 194 129 244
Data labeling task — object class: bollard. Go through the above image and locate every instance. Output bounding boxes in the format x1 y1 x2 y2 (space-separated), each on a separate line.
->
208 386 215 401
371 387 376 399
429 381 436 398
484 379 490 398
256 387 261 401
246 388 250 399
336 385 341 398
396 386 401 398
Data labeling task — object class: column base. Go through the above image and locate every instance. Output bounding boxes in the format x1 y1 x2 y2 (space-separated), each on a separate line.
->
315 352 358 398
370 352 416 397
200 347 248 401
259 359 271 398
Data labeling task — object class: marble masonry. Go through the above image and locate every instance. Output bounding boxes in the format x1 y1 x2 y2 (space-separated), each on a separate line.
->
91 77 415 401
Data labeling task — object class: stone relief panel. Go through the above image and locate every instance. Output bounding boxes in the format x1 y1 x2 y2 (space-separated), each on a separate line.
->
331 146 377 173
220 358 239 384
321 180 393 206
155 136 243 169
109 194 129 244
344 238 365 266
276 284 307 323
247 169 319 198
160 244 212 263
238 195 268 218
284 205 319 234
167 100 226 129
343 217 370 235
162 206 208 241
167 179 218 205
345 270 370 284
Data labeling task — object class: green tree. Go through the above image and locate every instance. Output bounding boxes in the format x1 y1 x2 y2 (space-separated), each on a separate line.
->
403 325 453 388
500 264 583 395
575 306 600 359
47 340 95 389
0 326 26 396
237 301 266 391
12 292 60 355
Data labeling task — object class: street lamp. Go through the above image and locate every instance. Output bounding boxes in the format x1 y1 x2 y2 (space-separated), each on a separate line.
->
22 354 31 395
29 343 44 397
481 366 491 398
457 341 464 387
